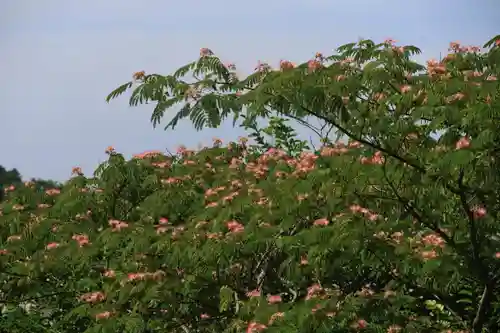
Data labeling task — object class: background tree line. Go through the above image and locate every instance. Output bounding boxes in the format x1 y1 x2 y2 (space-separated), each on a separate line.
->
0 165 61 202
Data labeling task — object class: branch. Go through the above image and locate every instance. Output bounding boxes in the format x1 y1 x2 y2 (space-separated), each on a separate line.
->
260 88 497 205
366 247 468 327
278 92 425 171
109 181 127 219
472 282 494 333
353 190 402 203
283 113 324 140
0 290 76 305
214 75 492 204
254 243 274 290
381 161 456 248
457 169 484 277
457 169 495 333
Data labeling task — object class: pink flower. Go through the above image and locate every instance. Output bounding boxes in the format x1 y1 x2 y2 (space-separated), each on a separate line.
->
279 60 295 70
80 291 106 303
199 48 213 57
393 46 405 54
246 289 261 297
305 284 323 300
356 319 368 329
472 206 487 219
384 38 396 45
127 273 146 281
387 325 402 333
72 234 90 247
226 220 244 233
45 188 60 196
247 322 266 333
307 60 322 72
95 311 112 320
267 295 282 304
422 234 445 248
313 218 329 226
72 167 83 175
108 219 129 231
350 205 362 212
400 85 411 93
46 242 59 250
421 250 438 260
268 312 284 324
103 270 116 278
455 136 471 150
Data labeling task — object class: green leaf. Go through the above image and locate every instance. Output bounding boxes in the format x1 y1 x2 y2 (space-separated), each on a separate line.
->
219 285 234 312
106 82 133 102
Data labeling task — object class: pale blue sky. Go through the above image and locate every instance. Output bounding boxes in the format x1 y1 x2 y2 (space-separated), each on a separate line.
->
1 0 499 181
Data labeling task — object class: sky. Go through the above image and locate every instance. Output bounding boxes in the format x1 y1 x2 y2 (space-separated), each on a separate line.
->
0 0 499 181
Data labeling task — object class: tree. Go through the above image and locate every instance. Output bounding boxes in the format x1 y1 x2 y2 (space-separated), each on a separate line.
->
29 178 63 191
0 165 22 186
0 165 62 203
0 165 22 202
105 35 500 332
0 35 499 333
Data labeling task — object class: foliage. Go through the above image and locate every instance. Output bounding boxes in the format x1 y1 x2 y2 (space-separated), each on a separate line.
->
0 36 499 333
0 166 22 202
0 166 22 186
0 165 61 203
240 116 310 157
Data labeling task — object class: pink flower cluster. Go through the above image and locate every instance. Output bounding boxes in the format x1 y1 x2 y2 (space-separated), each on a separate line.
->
108 219 129 231
350 205 380 221
79 291 105 304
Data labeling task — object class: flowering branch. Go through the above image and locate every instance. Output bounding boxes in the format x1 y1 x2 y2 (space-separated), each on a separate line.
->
457 169 495 333
457 169 485 277
380 161 456 248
